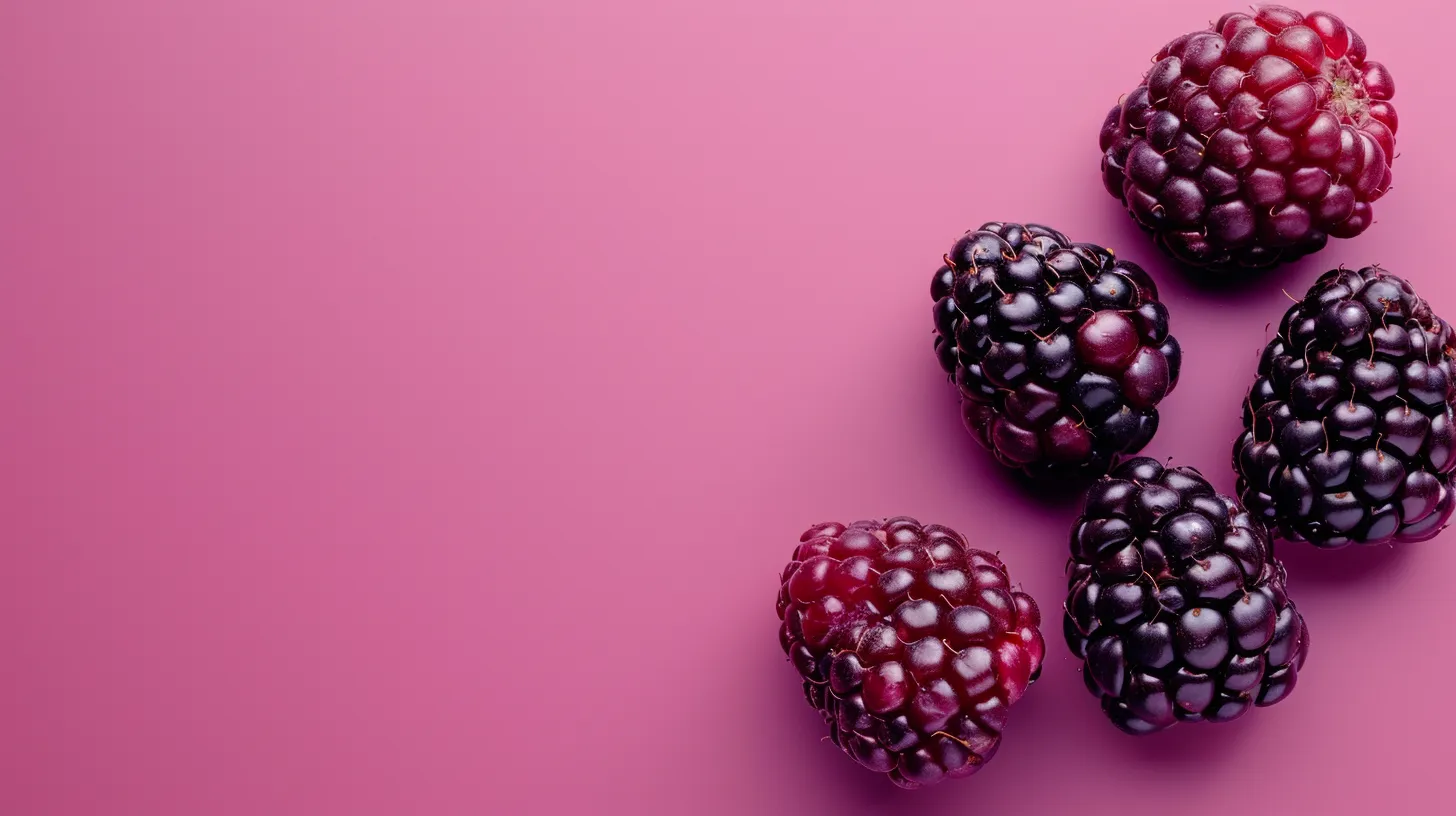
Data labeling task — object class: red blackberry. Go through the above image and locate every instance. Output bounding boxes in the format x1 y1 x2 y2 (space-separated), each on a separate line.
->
1101 7 1397 271
777 518 1045 788
1234 267 1456 547
1065 459 1309 734
931 222 1181 478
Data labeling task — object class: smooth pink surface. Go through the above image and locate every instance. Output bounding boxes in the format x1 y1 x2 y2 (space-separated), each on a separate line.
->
2 1 1453 813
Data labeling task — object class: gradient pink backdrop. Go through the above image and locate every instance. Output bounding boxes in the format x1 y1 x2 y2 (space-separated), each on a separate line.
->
1 1 1451 813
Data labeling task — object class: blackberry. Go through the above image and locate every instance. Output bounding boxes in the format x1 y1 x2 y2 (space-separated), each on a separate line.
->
1065 458 1309 734
1101 6 1397 271
1234 266 1456 547
931 222 1182 479
777 518 1045 788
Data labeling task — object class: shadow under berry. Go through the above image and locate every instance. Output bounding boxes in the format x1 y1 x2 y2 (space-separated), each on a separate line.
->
1273 536 1415 586
754 625 905 805
919 348 1092 513
1100 703 1261 767
1090 201 1328 301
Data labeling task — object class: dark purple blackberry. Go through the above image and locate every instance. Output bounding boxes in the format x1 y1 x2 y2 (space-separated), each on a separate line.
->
931 222 1182 479
1065 458 1309 734
1234 266 1456 547
777 519 1045 788
1100 7 1397 272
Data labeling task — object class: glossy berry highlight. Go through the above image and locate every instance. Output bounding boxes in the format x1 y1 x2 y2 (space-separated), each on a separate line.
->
931 222 1181 479
1235 266 1456 547
1101 7 1397 271
1065 458 1310 734
777 518 1045 788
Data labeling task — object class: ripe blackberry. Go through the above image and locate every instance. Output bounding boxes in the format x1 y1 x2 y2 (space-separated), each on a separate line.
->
1101 6 1397 271
777 518 1045 788
931 222 1182 479
1065 459 1309 734
1234 267 1456 547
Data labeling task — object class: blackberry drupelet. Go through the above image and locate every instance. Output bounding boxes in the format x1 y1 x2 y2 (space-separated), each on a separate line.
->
931 222 1181 479
1234 266 1456 547
1101 6 1397 271
1065 458 1309 734
778 518 1045 788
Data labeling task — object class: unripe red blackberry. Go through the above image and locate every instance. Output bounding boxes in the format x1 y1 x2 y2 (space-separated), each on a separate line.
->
1101 6 1397 271
1065 458 1310 734
1235 266 1456 547
777 518 1045 788
931 222 1181 479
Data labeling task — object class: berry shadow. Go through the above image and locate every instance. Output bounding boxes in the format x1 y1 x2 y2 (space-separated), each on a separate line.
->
919 366 1090 514
750 632 1105 809
1092 703 1261 766
751 635 904 807
1038 655 1261 769
1274 537 1416 585
1089 205 1328 303
1160 253 1325 301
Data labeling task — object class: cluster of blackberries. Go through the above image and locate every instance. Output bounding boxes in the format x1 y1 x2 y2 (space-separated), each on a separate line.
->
776 7 1445 789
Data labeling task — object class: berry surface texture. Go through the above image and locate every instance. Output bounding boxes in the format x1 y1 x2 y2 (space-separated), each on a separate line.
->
933 222 1181 478
1066 458 1309 734
778 518 1046 787
1235 267 1456 546
1101 7 1396 271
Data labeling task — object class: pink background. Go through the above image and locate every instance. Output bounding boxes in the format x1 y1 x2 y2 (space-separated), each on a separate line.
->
2 1 1451 813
